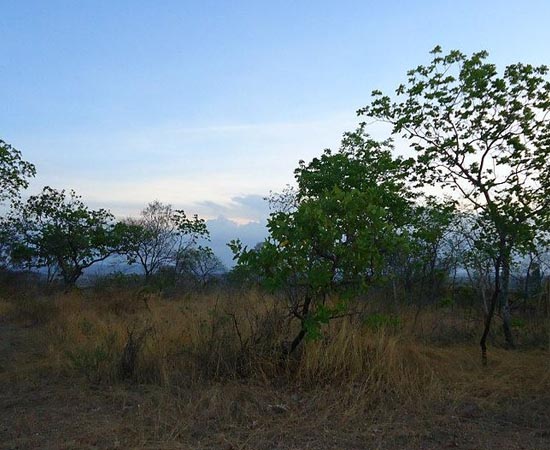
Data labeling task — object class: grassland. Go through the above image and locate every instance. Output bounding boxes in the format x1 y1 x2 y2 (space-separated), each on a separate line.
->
1 282 549 449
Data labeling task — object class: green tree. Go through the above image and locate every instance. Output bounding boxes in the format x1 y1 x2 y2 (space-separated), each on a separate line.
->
0 140 36 266
0 139 36 203
360 47 550 363
8 187 122 286
120 201 209 279
231 127 415 354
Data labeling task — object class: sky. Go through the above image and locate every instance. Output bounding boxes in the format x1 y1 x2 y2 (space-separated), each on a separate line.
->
2 0 550 265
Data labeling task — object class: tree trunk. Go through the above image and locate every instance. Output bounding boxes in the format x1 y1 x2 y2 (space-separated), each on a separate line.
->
144 268 151 280
287 328 307 355
500 253 515 348
283 295 312 356
523 257 533 312
63 267 82 289
480 252 502 366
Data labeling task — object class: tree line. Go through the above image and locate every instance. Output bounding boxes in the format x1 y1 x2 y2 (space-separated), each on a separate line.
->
0 150 222 287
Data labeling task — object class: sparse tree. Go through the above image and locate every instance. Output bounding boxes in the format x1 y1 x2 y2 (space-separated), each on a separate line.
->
120 201 209 279
389 197 455 307
176 246 225 286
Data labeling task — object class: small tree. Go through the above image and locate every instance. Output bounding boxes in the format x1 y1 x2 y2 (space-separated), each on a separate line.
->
8 187 121 286
361 47 550 362
120 201 209 279
231 127 415 354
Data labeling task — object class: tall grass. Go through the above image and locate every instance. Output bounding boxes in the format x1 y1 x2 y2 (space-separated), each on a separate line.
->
3 282 548 408
10 288 430 398
3 279 550 449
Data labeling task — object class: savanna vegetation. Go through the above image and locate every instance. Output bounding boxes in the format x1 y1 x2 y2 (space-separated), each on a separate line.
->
1 48 550 449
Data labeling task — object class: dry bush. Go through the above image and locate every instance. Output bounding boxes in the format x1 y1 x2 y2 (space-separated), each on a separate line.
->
0 292 59 326
295 320 438 403
5 282 541 409
0 271 58 324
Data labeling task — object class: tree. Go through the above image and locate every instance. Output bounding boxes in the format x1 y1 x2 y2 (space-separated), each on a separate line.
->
231 127 415 354
120 201 209 279
361 47 550 363
0 139 36 267
0 139 36 204
8 187 122 286
0 219 13 269
389 197 456 306
176 246 225 286
450 211 502 316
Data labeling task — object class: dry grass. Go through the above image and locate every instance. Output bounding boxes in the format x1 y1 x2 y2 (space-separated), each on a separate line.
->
35 289 442 400
1 285 549 449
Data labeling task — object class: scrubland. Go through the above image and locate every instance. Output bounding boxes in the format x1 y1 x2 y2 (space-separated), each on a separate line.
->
1 277 549 450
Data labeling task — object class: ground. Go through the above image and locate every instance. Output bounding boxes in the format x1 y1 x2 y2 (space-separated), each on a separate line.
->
1 311 549 449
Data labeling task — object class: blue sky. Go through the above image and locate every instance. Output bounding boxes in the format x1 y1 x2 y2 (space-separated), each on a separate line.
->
2 0 550 262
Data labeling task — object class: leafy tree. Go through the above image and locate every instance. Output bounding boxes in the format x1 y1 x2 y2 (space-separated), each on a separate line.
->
120 201 209 279
231 127 415 354
0 139 36 203
0 140 36 267
227 242 265 285
360 47 550 362
516 234 550 310
8 187 122 286
0 219 13 269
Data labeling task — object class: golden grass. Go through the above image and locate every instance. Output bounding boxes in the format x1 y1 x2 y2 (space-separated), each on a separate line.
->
2 286 550 449
0 289 545 385
2 286 546 395
0 287 443 406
